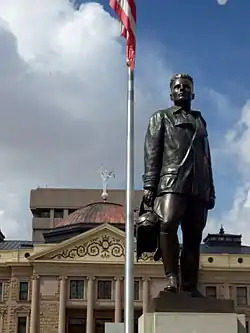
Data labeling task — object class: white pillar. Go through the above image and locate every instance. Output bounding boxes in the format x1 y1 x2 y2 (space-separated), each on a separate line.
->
58 276 67 333
115 277 122 322
30 274 40 333
86 277 95 333
142 278 149 314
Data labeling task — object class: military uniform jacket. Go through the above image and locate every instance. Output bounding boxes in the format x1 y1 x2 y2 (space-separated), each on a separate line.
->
143 106 215 203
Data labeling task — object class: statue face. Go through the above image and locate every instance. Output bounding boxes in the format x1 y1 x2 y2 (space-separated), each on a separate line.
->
170 78 194 103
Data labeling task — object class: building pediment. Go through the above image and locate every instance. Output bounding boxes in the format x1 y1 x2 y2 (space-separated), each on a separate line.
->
50 232 125 261
29 223 125 262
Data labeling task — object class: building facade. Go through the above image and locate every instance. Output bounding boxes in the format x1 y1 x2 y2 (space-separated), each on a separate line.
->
0 188 249 333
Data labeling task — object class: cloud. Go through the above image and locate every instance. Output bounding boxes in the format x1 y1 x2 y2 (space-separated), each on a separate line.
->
0 0 172 239
223 101 250 244
225 101 250 174
216 0 228 5
205 100 250 244
205 183 250 244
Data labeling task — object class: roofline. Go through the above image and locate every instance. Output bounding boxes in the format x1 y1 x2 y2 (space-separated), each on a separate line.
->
31 187 143 192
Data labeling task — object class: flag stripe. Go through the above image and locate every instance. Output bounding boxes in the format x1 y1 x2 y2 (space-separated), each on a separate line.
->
110 0 136 69
110 0 136 37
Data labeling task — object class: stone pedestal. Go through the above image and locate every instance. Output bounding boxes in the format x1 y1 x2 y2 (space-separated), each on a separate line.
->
149 290 235 313
138 291 246 333
139 312 246 333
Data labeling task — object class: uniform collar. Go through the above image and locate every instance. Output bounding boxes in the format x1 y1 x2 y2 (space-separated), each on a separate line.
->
170 105 201 117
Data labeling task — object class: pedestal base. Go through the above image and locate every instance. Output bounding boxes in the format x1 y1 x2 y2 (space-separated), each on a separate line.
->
139 312 246 333
149 290 235 313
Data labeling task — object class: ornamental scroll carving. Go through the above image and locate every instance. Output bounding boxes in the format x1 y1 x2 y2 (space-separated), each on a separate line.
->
50 234 125 260
140 253 154 261
140 252 162 262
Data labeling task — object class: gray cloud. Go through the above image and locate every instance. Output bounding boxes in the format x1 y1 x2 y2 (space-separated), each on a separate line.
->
0 1 172 239
204 98 250 244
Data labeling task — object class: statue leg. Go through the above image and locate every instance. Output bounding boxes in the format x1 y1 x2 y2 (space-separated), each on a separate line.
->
154 193 187 292
180 198 207 296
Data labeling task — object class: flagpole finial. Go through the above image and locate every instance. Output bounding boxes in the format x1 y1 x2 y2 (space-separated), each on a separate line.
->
99 166 115 201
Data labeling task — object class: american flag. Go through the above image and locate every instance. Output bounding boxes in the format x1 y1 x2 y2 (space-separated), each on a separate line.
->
109 0 136 69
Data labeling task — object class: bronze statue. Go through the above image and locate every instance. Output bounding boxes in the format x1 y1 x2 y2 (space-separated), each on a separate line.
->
138 73 215 297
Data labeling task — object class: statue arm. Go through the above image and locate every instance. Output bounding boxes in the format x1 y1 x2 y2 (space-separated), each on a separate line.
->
143 112 164 190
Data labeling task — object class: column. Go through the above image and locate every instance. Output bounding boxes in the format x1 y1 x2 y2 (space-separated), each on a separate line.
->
58 276 67 333
50 209 54 228
142 278 149 314
86 277 95 333
114 277 122 322
30 274 40 333
223 284 230 299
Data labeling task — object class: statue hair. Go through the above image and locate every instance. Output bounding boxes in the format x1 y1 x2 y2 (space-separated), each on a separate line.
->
170 73 194 88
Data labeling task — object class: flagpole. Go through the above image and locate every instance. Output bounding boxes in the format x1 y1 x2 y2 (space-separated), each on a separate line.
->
124 65 135 333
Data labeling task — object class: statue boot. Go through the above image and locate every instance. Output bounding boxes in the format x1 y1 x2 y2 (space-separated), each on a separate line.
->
180 247 204 297
159 231 179 293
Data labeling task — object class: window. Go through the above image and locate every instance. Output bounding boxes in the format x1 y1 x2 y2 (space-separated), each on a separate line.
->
54 209 64 218
33 208 50 218
236 287 248 306
17 317 27 333
69 280 84 299
134 280 140 301
19 282 28 301
68 318 85 326
205 286 217 299
97 280 112 300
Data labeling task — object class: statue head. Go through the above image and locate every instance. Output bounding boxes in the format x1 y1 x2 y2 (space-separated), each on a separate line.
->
170 73 195 107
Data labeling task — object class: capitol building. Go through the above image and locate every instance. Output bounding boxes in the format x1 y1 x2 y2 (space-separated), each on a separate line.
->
0 187 249 333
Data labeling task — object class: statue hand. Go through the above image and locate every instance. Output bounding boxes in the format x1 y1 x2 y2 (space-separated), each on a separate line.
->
143 189 155 208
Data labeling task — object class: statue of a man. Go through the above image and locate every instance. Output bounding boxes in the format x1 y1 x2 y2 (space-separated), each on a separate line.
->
142 73 215 297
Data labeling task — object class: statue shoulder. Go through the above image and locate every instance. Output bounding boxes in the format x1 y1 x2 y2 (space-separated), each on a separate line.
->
149 107 172 121
148 110 163 123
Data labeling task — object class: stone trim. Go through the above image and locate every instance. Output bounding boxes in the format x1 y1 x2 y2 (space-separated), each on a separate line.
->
14 305 31 314
31 273 40 280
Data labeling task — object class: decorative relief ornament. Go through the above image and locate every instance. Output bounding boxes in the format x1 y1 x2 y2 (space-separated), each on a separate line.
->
140 252 158 261
51 234 125 260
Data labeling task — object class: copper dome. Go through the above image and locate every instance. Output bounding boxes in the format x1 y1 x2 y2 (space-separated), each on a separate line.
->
55 202 125 228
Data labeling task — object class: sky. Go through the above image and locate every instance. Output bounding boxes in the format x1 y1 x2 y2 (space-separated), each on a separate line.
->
0 0 250 243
